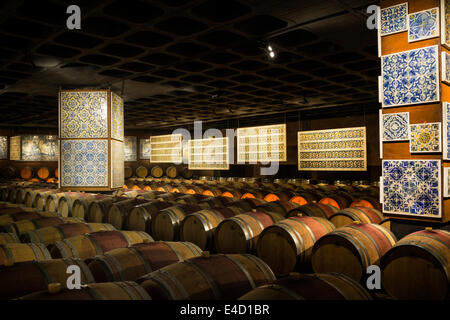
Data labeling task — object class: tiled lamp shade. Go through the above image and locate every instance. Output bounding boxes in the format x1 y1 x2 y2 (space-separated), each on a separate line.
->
59 89 124 191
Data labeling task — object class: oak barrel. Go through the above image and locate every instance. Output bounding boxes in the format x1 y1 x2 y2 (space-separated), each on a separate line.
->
329 207 383 228
288 203 338 219
136 166 148 178
37 167 51 180
255 201 300 217
126 201 175 233
151 204 201 241
166 166 177 178
150 166 163 178
20 167 34 180
124 166 133 179
86 196 126 223
0 232 20 244
0 216 83 235
71 194 111 220
0 243 51 266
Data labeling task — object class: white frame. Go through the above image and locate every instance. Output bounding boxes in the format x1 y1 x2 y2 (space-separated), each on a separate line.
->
380 2 409 36
110 139 124 189
442 51 450 85
110 92 124 142
139 138 150 160
379 110 383 159
378 75 383 103
381 111 410 142
381 45 440 108
444 167 450 197
149 134 183 164
441 0 450 49
407 7 440 43
297 126 367 171
382 159 442 218
443 102 450 160
408 122 442 153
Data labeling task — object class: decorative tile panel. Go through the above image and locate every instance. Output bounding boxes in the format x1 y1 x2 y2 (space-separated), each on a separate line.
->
150 134 183 163
111 140 124 189
382 45 440 108
111 92 124 141
298 127 366 171
443 102 450 160
409 122 441 153
382 112 409 141
381 3 408 36
9 136 20 161
21 135 58 161
441 0 450 48
442 51 450 85
140 138 150 160
188 137 229 170
382 160 441 217
124 136 137 162
237 124 286 163
408 7 440 42
60 91 108 139
61 140 108 187
0 136 7 160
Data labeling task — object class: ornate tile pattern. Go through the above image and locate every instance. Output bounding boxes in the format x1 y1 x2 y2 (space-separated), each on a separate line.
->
139 138 150 160
381 3 408 36
188 137 229 170
382 160 441 217
382 112 409 141
21 135 58 161
408 7 440 42
441 0 450 48
298 127 366 171
111 140 124 188
61 140 108 187
124 136 137 161
9 136 20 160
0 136 7 159
111 92 124 141
60 91 108 139
443 102 450 160
409 122 441 153
442 52 450 85
382 45 439 108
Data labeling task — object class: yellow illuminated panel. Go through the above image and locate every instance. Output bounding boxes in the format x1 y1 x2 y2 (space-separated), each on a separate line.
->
188 137 229 170
150 134 183 163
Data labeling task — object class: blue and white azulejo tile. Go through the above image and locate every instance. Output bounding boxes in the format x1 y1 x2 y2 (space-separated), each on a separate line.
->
381 3 408 36
382 112 409 141
408 7 440 42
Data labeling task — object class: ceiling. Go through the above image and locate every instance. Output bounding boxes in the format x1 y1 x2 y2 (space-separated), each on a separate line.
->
0 0 380 130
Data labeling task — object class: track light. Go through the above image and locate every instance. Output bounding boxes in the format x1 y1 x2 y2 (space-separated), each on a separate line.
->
267 45 276 59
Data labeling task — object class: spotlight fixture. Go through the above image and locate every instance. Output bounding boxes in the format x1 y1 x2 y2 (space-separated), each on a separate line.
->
267 45 276 59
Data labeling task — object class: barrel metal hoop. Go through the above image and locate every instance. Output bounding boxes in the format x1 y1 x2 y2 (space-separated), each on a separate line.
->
0 244 14 261
128 246 153 274
84 285 104 300
85 234 104 255
183 260 222 299
315 274 352 299
183 241 203 256
328 272 373 300
291 218 317 243
104 253 127 281
260 284 305 300
230 217 253 252
346 225 382 260
273 222 304 258
156 268 191 299
331 230 370 270
71 258 95 284
224 255 257 289
115 281 140 300
163 241 184 261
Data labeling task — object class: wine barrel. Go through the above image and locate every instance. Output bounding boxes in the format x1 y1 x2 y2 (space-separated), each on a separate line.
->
329 207 383 228
25 189 57 209
37 167 51 180
126 201 175 233
175 194 209 205
150 166 163 178
350 196 382 211
124 166 133 179
45 192 69 214
238 273 372 300
57 192 88 217
54 168 58 178
241 189 266 200
198 196 234 209
255 201 300 218
0 216 83 235
48 230 154 260
179 167 193 179
19 281 150 300
21 222 116 244
180 207 237 250
86 196 127 223
0 243 51 266
380 228 450 300
185 185 205 195
121 190 158 201
151 204 202 241
105 198 151 230
214 211 284 254
311 223 397 282
318 194 350 210
0 232 20 244
87 241 202 282
71 194 111 220
136 166 148 178
20 167 34 180
0 258 94 299
15 187 33 205
288 203 338 219
137 253 276 300
0 210 51 225
256 216 336 275
166 166 177 178
263 190 297 202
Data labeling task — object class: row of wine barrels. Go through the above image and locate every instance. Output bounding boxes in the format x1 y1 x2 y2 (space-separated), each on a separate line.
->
255 201 299 217
328 207 384 228
0 216 83 235
20 281 150 300
0 243 52 266
87 241 203 282
197 196 234 209
124 166 133 179
16 166 56 181
215 211 285 254
381 228 450 300
105 198 152 230
311 223 397 282
137 253 276 300
0 258 94 299
257 216 336 275
126 201 175 233
318 193 353 210
151 204 202 241
86 196 128 223
350 196 382 211
48 230 154 260
26 189 60 209
180 207 238 251
239 273 372 300
0 209 51 225
288 203 338 219
21 222 116 244
0 232 20 244
71 194 112 220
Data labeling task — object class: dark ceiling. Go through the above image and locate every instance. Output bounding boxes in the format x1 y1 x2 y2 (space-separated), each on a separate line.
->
0 0 379 130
